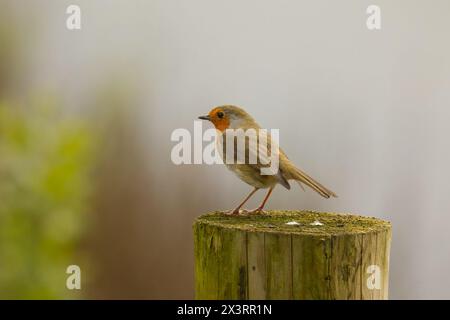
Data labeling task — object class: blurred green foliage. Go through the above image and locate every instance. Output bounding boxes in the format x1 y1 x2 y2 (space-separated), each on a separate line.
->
0 101 95 299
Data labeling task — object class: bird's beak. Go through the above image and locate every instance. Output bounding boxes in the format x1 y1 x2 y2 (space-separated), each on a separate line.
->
198 115 210 121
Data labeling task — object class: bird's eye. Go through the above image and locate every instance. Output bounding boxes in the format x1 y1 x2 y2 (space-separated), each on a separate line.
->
217 111 224 119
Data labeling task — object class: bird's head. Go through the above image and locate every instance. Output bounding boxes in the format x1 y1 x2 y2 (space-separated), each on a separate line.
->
198 105 254 131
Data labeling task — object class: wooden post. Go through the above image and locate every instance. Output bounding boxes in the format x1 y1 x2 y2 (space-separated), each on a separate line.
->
194 210 391 300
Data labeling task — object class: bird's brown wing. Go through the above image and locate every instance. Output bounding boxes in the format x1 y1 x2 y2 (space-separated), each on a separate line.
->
218 129 291 189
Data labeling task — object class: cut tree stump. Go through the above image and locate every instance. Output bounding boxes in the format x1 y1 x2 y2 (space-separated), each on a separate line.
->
193 210 391 300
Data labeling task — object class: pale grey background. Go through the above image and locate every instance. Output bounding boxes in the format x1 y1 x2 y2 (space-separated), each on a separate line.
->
5 0 450 299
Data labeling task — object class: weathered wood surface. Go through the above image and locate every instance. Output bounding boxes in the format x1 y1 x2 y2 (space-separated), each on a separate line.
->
194 210 391 300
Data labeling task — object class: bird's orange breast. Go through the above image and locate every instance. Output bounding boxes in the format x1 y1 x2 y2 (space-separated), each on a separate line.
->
212 118 230 132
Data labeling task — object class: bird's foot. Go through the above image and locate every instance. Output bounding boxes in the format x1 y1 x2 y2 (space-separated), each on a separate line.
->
223 208 266 215
224 209 242 215
246 207 266 215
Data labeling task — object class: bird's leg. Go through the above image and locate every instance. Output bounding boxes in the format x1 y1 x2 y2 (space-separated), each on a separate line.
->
226 187 259 215
248 186 274 214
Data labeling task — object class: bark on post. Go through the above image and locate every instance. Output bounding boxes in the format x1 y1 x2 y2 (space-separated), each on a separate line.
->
193 210 391 300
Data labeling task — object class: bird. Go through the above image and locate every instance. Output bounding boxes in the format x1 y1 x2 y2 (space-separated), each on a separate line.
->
198 105 337 215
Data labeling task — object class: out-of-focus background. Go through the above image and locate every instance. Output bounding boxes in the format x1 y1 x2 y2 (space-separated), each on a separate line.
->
0 0 449 299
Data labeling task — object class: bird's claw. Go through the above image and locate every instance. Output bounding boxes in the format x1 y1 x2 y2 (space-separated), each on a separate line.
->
224 209 242 215
246 208 265 215
223 208 266 216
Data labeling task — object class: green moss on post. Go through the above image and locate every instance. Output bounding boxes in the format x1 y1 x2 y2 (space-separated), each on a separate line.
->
193 210 391 300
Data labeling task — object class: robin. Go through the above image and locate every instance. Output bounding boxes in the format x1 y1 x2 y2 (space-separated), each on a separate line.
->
199 105 337 215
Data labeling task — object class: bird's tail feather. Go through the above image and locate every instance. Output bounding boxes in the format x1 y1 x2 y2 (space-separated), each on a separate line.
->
291 167 337 198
